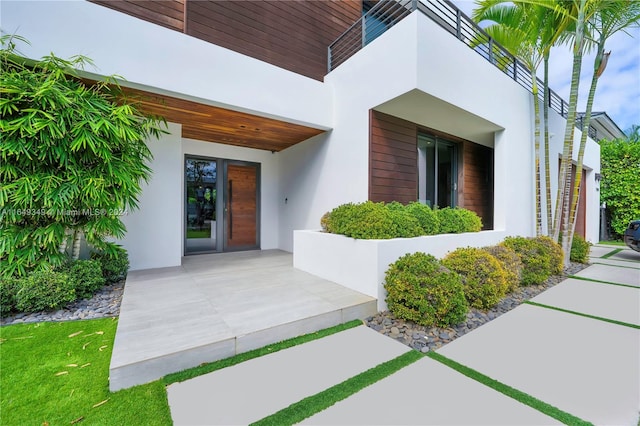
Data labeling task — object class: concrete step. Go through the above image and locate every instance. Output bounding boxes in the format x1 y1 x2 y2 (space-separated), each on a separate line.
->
109 250 377 391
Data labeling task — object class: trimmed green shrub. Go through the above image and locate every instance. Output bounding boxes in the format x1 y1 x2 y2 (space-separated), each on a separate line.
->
323 202 481 239
66 260 106 299
384 253 468 327
91 249 130 284
600 137 640 237
385 201 405 212
324 201 422 239
15 270 76 312
534 236 564 275
457 208 483 232
405 202 440 235
0 276 20 315
436 207 462 233
482 245 523 292
501 236 553 286
436 207 482 234
442 247 508 309
570 235 591 264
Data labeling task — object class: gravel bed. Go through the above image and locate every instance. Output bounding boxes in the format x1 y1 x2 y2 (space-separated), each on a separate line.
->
1 281 124 326
365 262 589 352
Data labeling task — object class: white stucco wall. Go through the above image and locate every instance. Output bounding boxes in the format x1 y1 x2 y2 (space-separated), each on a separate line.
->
119 123 183 270
1 0 332 129
3 1 602 266
279 11 537 252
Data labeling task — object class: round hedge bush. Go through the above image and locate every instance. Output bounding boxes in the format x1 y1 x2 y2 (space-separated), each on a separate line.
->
65 259 106 299
482 245 523 292
384 252 468 327
405 202 440 235
15 270 76 313
442 247 509 309
91 249 130 284
436 207 482 234
501 236 553 286
323 201 422 239
0 276 20 315
570 235 591 264
534 236 564 275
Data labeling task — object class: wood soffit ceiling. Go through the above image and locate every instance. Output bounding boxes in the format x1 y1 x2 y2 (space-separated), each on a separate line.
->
123 87 326 152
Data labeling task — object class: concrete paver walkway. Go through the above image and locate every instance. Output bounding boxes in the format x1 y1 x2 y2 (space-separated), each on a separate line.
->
168 326 409 425
167 246 640 425
438 304 639 425
302 355 561 425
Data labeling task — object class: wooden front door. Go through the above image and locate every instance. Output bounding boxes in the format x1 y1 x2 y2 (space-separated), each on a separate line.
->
225 163 259 250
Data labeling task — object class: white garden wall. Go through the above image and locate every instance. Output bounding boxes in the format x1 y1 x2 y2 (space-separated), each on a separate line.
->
294 230 507 311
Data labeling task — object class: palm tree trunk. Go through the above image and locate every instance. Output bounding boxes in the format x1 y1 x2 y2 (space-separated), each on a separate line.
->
569 41 606 242
543 54 553 235
532 71 543 236
553 0 586 267
71 229 82 260
59 228 73 254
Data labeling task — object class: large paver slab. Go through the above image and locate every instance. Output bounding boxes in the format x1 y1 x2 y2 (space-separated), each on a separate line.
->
438 304 640 426
590 258 640 269
167 326 409 425
531 278 640 326
608 248 640 263
302 356 560 425
590 245 621 258
574 263 640 287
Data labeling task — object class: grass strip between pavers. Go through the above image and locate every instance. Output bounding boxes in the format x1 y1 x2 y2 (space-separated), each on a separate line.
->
525 301 640 329
250 350 424 426
601 248 624 258
426 352 593 426
597 240 627 247
592 261 640 269
568 274 639 289
163 319 362 385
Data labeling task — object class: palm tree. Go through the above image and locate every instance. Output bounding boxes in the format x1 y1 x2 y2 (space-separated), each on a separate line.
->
473 1 567 236
567 1 640 243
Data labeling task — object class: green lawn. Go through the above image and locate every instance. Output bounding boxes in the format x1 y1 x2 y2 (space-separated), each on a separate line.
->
186 229 210 239
0 319 362 425
0 318 171 425
598 240 626 246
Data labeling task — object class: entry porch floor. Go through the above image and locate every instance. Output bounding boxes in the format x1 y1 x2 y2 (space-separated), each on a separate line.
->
109 250 376 391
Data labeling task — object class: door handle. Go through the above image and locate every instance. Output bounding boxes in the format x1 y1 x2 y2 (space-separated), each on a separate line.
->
228 180 233 239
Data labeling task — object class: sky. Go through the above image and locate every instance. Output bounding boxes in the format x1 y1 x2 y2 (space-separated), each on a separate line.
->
451 0 640 134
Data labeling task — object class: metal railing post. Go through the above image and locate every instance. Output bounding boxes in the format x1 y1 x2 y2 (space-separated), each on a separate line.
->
456 9 461 40
362 13 366 48
327 46 331 73
488 38 494 64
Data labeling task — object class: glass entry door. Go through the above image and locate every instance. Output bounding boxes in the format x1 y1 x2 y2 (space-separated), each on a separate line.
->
184 156 260 255
418 134 458 208
185 157 218 254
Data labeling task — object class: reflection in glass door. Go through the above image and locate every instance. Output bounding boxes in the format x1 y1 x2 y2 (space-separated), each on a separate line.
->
418 134 458 208
185 158 218 254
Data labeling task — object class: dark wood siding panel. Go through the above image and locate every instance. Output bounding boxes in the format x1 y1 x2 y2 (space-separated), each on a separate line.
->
90 0 185 32
460 142 494 230
369 111 418 204
185 0 361 80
